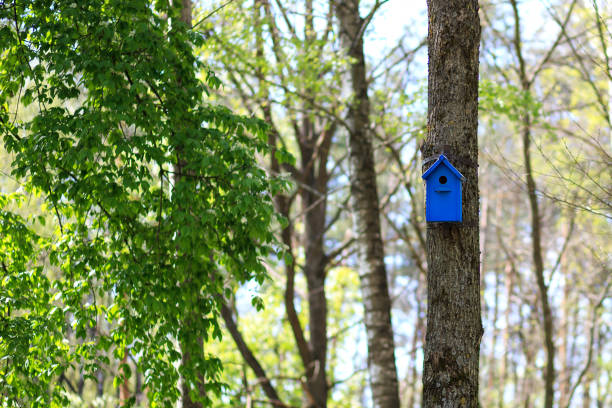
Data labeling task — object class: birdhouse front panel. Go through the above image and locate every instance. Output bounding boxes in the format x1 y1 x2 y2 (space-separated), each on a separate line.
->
422 155 464 222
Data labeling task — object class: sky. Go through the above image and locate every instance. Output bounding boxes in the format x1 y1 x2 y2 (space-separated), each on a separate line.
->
366 0 427 51
365 0 553 63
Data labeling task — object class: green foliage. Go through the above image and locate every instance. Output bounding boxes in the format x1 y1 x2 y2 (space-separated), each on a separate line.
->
479 79 543 123
0 193 70 408
0 0 283 406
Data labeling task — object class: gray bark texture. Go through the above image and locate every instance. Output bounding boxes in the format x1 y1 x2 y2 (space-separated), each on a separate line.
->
421 1 482 407
336 1 400 407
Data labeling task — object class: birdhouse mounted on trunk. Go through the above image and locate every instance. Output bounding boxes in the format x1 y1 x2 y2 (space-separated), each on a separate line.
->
422 154 464 222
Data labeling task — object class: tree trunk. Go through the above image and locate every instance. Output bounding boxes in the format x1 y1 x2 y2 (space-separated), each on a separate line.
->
479 195 489 314
521 110 556 408
96 368 105 397
421 1 482 407
251 3 329 404
509 2 556 406
497 192 518 408
336 2 400 407
483 196 495 407
559 270 571 408
407 288 424 408
486 257 500 405
119 351 130 406
180 336 206 408
135 368 143 404
299 120 330 407
220 302 286 407
175 2 206 407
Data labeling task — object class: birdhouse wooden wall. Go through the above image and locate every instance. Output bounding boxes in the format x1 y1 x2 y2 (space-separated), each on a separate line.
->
422 154 464 222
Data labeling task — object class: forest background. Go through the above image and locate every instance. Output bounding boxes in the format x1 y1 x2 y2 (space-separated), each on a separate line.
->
0 0 610 407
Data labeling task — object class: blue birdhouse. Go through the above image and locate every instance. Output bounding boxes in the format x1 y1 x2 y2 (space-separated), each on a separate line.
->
422 154 465 222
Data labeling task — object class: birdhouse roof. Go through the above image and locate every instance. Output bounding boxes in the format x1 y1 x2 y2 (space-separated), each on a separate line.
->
422 154 465 181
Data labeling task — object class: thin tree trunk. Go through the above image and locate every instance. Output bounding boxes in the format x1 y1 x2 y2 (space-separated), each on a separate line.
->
77 372 85 397
559 270 571 407
511 330 520 408
297 5 332 405
407 291 424 408
486 256 500 405
180 336 206 408
299 117 330 408
228 4 334 405
484 196 496 407
498 260 513 408
220 302 287 407
294 71 328 408
518 319 533 408
520 110 555 408
96 368 105 397
135 368 142 404
251 3 326 404
421 1 482 407
582 378 591 408
119 351 130 406
509 2 556 406
302 135 328 408
479 195 489 315
497 194 519 408
336 1 400 407
175 2 206 407
595 327 605 408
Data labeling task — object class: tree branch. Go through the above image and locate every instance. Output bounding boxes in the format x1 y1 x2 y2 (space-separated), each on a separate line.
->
220 301 289 408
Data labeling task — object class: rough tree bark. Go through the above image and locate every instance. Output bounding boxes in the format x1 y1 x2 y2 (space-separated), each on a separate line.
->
421 1 482 407
336 1 400 407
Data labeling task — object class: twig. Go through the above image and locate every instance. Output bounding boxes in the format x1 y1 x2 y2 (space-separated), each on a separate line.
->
192 0 236 30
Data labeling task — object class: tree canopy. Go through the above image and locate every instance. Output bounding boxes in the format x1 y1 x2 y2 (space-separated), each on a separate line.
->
1 1 285 406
